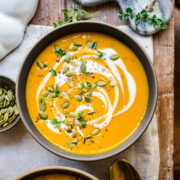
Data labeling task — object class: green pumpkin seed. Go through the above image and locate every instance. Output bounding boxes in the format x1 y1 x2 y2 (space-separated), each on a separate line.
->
64 54 71 63
92 129 100 136
85 92 92 97
42 91 50 97
67 78 74 87
0 88 2 95
40 103 46 112
96 80 107 87
64 93 70 101
74 95 82 102
87 41 93 48
36 61 44 69
109 80 117 87
66 126 72 133
7 90 13 100
46 86 55 92
39 111 48 120
80 58 87 64
62 62 69 73
80 63 86 73
69 60 78 67
3 123 8 127
62 102 70 109
67 140 77 146
70 43 78 51
65 70 76 77
74 42 82 47
46 93 53 101
72 129 77 138
84 96 91 103
87 111 95 115
69 112 77 118
43 62 48 68
110 54 119 61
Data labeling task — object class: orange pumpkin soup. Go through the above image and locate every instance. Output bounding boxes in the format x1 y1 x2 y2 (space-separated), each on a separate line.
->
26 32 149 155
33 174 83 180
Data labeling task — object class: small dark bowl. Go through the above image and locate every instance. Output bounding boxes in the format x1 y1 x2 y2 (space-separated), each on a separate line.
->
16 22 157 161
0 76 20 132
15 166 98 180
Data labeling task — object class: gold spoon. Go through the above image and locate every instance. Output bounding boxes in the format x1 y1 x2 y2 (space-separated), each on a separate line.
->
110 159 141 180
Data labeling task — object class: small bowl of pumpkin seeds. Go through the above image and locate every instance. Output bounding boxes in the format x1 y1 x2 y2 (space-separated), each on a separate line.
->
0 76 20 132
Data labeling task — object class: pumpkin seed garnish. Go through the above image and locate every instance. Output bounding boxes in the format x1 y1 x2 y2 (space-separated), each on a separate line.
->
43 62 48 68
84 96 91 103
67 140 77 147
39 103 46 112
46 86 55 92
65 70 76 77
42 91 50 97
110 54 119 61
109 80 117 87
36 61 44 69
70 43 78 51
96 80 107 87
62 102 70 109
87 110 95 115
74 42 82 47
62 62 69 73
74 95 82 102
92 128 100 136
69 60 78 67
64 54 72 63
0 86 19 128
39 111 48 120
64 93 70 101
67 78 74 87
69 112 77 118
80 63 86 73
71 129 77 138
46 93 53 102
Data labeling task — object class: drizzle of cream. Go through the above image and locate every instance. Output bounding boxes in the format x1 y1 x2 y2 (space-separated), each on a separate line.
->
36 48 136 136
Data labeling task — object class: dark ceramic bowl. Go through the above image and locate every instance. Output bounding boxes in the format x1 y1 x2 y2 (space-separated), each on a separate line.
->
0 76 20 132
16 21 157 161
15 166 98 180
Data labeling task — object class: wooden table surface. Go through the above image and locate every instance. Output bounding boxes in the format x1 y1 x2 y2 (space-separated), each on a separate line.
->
31 0 174 179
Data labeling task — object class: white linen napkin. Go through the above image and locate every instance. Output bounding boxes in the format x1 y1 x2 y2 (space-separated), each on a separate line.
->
0 25 159 180
0 0 38 60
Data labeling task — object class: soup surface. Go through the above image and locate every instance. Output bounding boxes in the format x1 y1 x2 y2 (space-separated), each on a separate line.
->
26 32 149 154
33 174 83 180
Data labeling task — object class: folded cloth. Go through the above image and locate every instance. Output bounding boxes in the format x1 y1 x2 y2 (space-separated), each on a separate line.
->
0 0 38 60
0 25 159 180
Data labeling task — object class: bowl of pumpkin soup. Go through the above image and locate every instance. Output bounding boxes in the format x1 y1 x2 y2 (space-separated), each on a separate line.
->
16 22 157 161
16 166 98 180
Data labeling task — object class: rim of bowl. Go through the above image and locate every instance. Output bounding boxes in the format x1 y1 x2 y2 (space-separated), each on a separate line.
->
15 166 98 180
16 21 157 161
0 75 20 133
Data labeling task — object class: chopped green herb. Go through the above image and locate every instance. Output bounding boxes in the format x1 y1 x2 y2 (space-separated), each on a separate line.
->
80 82 85 88
78 119 87 128
118 8 167 30
55 90 60 97
92 41 97 49
39 97 45 103
54 45 66 57
49 69 57 77
53 23 58 28
53 4 93 28
77 112 84 119
85 72 91 76
87 82 92 88
97 50 104 59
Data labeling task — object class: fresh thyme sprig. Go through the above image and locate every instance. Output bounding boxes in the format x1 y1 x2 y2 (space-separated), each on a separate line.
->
53 4 92 28
118 8 167 29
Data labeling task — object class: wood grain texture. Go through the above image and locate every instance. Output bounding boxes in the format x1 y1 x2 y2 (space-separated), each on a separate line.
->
30 0 174 179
